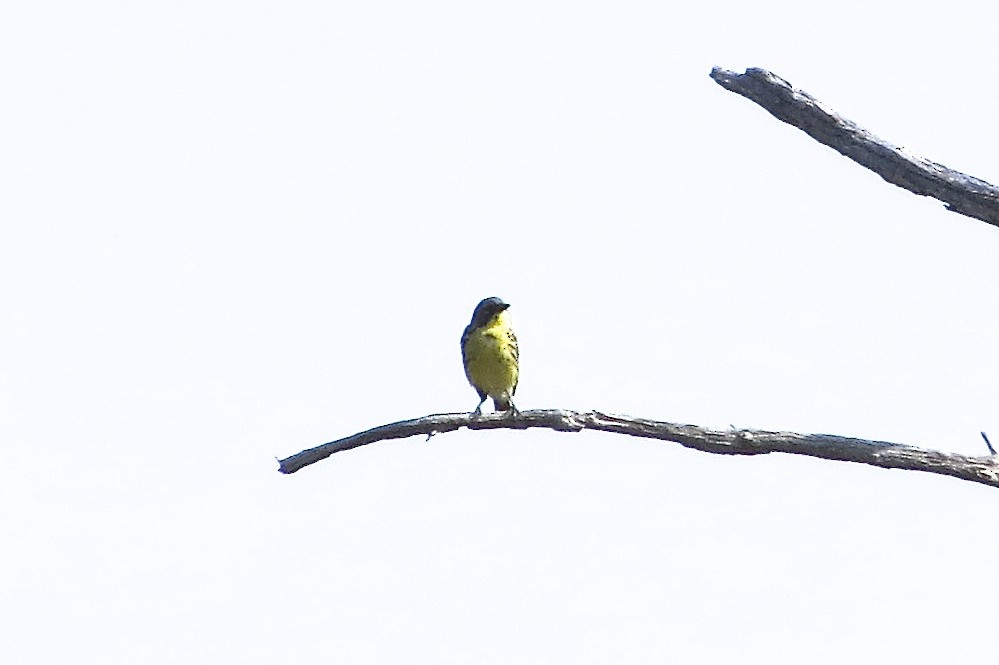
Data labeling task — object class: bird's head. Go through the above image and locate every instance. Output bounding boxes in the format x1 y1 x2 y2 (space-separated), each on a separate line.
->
469 296 511 328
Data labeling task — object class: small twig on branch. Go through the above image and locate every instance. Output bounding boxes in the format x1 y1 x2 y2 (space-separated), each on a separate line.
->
710 67 999 228
983 432 996 455
278 409 999 489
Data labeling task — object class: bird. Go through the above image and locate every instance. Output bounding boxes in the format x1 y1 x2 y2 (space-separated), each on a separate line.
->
461 297 519 416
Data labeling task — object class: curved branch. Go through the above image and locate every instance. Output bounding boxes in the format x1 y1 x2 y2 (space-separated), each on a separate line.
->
277 409 999 489
710 67 999 227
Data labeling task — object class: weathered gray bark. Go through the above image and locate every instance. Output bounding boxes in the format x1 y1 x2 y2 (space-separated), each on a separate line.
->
710 67 999 227
278 409 999 489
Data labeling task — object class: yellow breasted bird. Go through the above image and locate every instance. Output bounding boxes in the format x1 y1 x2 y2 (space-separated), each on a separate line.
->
461 297 519 415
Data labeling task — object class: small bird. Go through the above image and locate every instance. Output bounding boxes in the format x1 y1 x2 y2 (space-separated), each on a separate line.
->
461 297 519 415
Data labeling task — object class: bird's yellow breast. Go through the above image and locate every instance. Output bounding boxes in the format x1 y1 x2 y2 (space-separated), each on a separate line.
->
463 312 518 399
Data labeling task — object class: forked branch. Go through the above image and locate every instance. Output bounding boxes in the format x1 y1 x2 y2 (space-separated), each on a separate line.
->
278 409 999 488
710 67 999 227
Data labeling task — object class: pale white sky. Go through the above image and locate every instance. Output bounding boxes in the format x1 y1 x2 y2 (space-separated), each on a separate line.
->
3 1 999 663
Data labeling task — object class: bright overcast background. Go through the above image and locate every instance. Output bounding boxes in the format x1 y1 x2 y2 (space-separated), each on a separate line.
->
3 1 998 663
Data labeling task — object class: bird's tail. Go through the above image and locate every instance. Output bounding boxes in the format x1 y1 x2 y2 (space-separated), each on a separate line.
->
492 395 515 413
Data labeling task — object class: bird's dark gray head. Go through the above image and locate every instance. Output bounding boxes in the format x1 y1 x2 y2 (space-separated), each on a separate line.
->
469 296 510 327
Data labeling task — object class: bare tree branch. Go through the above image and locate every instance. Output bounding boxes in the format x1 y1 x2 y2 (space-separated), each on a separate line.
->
278 409 999 488
279 71 999 485
710 67 999 228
